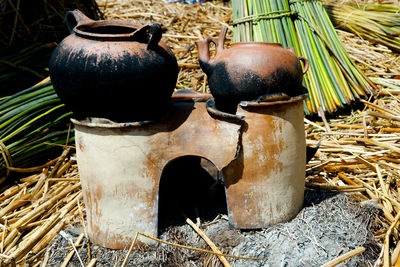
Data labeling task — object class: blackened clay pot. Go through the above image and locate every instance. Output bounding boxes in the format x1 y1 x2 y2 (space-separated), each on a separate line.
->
50 10 178 121
196 27 309 113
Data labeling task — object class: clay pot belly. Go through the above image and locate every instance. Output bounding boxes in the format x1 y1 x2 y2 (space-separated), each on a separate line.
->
49 10 178 122
196 27 309 113
51 37 177 121
209 46 304 97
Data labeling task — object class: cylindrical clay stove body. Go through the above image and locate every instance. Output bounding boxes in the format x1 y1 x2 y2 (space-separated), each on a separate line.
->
224 97 306 228
73 95 306 249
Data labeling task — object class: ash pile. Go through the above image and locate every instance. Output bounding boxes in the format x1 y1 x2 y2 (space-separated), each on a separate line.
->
46 192 379 266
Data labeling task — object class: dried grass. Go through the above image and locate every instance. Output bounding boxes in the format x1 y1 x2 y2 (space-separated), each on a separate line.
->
337 29 400 78
1 0 400 266
97 0 232 93
305 76 400 266
0 152 81 266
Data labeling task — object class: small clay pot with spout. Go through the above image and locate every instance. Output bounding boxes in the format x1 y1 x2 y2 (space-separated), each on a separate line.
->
196 27 309 113
50 10 178 122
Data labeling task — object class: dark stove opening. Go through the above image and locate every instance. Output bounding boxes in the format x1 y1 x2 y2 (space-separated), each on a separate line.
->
157 156 227 235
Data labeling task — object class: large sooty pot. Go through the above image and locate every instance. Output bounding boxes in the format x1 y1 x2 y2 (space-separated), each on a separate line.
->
50 10 178 121
196 27 309 113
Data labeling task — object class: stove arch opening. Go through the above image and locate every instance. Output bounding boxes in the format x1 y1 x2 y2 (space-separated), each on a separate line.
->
157 155 227 235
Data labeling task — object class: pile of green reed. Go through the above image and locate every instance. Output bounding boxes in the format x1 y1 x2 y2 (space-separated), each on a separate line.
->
232 0 376 115
0 80 72 184
326 3 400 54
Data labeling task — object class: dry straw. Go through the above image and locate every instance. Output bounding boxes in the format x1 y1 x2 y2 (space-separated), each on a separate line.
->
305 78 400 266
0 152 81 265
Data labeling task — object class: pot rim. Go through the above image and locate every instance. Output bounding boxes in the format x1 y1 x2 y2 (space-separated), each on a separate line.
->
73 20 145 41
71 117 153 128
230 41 283 47
239 93 308 107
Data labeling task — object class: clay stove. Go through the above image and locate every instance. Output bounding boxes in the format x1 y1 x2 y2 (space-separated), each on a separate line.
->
72 92 306 249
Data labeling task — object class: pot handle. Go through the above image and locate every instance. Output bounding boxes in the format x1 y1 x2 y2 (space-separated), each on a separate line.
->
146 23 162 50
297 57 309 74
195 26 227 70
130 23 162 50
66 9 93 34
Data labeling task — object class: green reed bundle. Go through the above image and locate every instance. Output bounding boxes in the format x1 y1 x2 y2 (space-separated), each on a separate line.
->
0 81 72 184
232 0 376 115
326 3 400 53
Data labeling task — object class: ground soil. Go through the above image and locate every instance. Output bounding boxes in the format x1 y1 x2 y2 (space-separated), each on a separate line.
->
46 190 380 266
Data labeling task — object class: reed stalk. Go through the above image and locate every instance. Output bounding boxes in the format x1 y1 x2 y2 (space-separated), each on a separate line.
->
325 3 400 54
0 80 73 183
